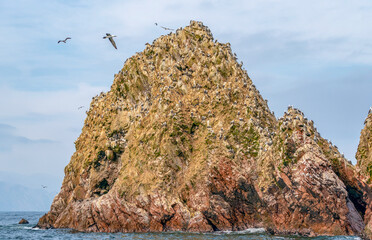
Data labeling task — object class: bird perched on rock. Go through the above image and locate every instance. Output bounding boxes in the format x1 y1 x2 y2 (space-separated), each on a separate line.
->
103 33 117 49
58 37 71 43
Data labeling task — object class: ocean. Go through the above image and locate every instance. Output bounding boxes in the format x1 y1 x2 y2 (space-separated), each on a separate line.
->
0 212 361 240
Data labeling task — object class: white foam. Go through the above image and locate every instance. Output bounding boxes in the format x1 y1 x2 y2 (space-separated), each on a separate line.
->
218 228 266 234
24 226 42 231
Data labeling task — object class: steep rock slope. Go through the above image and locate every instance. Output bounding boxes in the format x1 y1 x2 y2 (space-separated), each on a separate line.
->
37 21 372 238
357 109 372 237
357 109 372 182
267 107 371 237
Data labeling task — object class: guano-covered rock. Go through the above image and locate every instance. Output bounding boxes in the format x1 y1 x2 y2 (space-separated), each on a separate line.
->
37 21 372 239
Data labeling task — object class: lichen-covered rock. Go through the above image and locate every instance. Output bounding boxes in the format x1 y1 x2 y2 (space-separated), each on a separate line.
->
37 21 372 239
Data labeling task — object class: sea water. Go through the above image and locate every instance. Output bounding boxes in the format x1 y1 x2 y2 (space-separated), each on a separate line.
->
0 212 361 240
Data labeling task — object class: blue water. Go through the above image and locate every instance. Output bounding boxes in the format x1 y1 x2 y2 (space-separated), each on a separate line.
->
0 212 361 240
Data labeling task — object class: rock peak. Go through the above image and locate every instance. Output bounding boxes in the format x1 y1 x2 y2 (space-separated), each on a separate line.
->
356 107 372 182
284 105 305 116
185 20 214 39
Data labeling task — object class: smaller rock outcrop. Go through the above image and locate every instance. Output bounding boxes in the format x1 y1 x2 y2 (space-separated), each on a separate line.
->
356 108 372 238
18 218 29 224
357 108 372 183
263 106 369 236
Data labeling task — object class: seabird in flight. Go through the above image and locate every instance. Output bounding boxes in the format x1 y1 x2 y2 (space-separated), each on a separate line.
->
103 33 117 49
155 23 174 31
41 185 47 188
58 37 71 43
161 26 174 31
78 106 84 110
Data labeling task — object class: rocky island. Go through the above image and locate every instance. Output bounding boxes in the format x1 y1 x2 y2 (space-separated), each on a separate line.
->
37 21 372 239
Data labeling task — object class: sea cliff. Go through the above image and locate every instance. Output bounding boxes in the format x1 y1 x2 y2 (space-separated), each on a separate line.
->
37 21 372 239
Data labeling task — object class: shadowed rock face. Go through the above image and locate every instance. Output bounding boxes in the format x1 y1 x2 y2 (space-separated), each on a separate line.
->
37 21 372 239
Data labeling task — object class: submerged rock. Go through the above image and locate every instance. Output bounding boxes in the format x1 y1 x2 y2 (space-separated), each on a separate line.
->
37 21 372 239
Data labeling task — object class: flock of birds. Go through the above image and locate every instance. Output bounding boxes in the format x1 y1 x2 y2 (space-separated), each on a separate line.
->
57 23 174 50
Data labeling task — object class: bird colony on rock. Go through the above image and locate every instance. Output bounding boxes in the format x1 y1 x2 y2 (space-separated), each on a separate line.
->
38 21 372 239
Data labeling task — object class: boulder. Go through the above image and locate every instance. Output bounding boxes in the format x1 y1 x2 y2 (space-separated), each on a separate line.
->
19 218 29 224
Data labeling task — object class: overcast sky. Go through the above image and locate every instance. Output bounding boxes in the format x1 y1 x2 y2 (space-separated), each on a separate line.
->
0 0 371 193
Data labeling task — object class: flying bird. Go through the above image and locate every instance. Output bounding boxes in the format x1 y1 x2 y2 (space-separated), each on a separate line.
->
41 185 47 189
78 106 84 110
155 23 174 31
58 37 71 43
103 33 117 49
161 26 174 31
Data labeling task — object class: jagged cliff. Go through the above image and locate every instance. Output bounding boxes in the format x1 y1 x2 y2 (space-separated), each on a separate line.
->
37 21 372 238
357 109 372 182
357 109 372 237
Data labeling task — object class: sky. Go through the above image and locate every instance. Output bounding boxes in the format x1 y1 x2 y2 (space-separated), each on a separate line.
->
0 0 371 198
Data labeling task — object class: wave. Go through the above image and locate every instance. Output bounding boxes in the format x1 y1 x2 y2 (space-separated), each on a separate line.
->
24 226 43 231
216 228 266 234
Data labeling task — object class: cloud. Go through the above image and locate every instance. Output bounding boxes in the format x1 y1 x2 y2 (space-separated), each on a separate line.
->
0 83 104 117
0 181 54 211
0 123 55 151
0 123 15 133
0 83 106 177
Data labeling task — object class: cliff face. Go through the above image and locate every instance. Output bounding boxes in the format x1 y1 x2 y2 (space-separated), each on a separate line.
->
357 110 372 182
37 21 372 238
357 109 372 237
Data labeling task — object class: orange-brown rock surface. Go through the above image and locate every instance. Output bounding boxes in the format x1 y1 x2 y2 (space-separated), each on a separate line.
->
357 109 372 238
357 109 372 182
37 21 372 239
